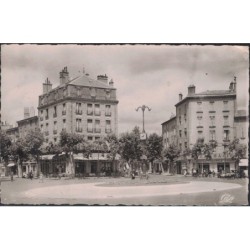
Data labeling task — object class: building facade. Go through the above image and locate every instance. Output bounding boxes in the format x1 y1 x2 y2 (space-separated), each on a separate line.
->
38 67 119 144
162 114 177 150
17 116 39 138
162 78 248 174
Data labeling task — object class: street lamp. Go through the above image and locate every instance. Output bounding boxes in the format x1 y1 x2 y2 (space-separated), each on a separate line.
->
135 105 151 134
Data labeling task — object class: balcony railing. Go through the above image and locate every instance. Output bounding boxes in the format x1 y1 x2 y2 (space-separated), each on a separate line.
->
53 113 57 118
87 128 93 133
94 128 101 133
105 128 112 133
62 110 66 115
76 128 83 132
53 130 57 134
87 111 93 115
76 110 83 115
105 112 111 116
94 111 101 116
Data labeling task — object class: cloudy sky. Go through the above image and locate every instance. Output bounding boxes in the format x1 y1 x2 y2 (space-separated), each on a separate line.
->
1 44 249 135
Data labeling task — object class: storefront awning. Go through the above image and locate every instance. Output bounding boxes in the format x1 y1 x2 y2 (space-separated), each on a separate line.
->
41 155 55 160
239 159 248 167
7 163 15 167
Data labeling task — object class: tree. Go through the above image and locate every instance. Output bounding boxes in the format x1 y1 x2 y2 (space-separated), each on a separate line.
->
228 138 247 170
58 130 86 175
25 129 44 176
145 133 163 172
162 143 180 174
191 138 217 171
119 127 143 169
10 137 29 177
0 131 12 164
105 134 120 173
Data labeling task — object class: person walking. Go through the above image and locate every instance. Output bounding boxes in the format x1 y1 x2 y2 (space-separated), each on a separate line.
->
29 170 33 180
10 170 14 182
39 172 44 183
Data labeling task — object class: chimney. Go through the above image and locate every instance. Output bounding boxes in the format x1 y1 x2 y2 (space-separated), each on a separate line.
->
97 74 108 84
188 84 196 95
179 93 183 101
109 79 114 87
43 78 52 94
60 66 70 85
24 107 30 119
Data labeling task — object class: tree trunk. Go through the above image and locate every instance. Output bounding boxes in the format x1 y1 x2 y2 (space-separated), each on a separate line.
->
17 158 22 178
65 153 75 177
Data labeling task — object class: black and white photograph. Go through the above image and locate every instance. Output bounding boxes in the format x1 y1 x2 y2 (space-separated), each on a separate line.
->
0 44 249 205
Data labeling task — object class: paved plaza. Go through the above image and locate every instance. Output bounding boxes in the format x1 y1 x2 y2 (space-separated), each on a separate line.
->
1 175 248 205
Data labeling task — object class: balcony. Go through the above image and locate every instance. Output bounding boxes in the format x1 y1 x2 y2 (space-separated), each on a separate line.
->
94 128 101 133
76 110 83 115
62 110 66 115
45 116 49 120
223 138 230 145
87 111 93 116
76 128 83 133
105 112 111 117
105 128 112 133
53 113 57 118
53 130 57 135
87 128 93 133
94 111 101 116
45 131 49 136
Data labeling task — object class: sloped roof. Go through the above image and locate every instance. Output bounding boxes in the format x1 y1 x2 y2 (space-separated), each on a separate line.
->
67 74 115 89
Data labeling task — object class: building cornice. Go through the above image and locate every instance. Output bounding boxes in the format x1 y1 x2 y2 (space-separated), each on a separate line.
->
38 97 119 109
175 93 236 107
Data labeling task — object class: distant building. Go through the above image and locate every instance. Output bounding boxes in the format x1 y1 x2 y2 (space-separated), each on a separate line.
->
162 114 176 150
6 127 19 141
16 116 39 138
162 78 248 174
38 67 119 144
0 121 13 131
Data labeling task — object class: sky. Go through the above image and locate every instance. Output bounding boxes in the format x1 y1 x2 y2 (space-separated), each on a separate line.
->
1 44 249 135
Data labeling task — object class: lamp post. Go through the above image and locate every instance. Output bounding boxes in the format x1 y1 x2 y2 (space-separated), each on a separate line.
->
135 105 151 133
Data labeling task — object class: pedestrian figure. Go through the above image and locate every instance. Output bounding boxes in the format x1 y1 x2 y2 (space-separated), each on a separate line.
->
10 171 14 182
29 170 33 180
39 172 44 183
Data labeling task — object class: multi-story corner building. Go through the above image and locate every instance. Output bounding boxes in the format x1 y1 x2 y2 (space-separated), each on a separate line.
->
38 67 119 144
162 78 248 174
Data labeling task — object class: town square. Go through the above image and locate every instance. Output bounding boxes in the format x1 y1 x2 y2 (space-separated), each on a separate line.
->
0 44 249 206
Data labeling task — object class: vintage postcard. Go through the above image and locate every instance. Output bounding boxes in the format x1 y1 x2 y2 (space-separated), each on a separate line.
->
0 44 249 205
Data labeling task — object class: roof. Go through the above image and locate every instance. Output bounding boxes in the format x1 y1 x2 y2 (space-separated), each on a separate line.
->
175 89 236 107
67 74 115 90
161 115 176 125
17 116 38 124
